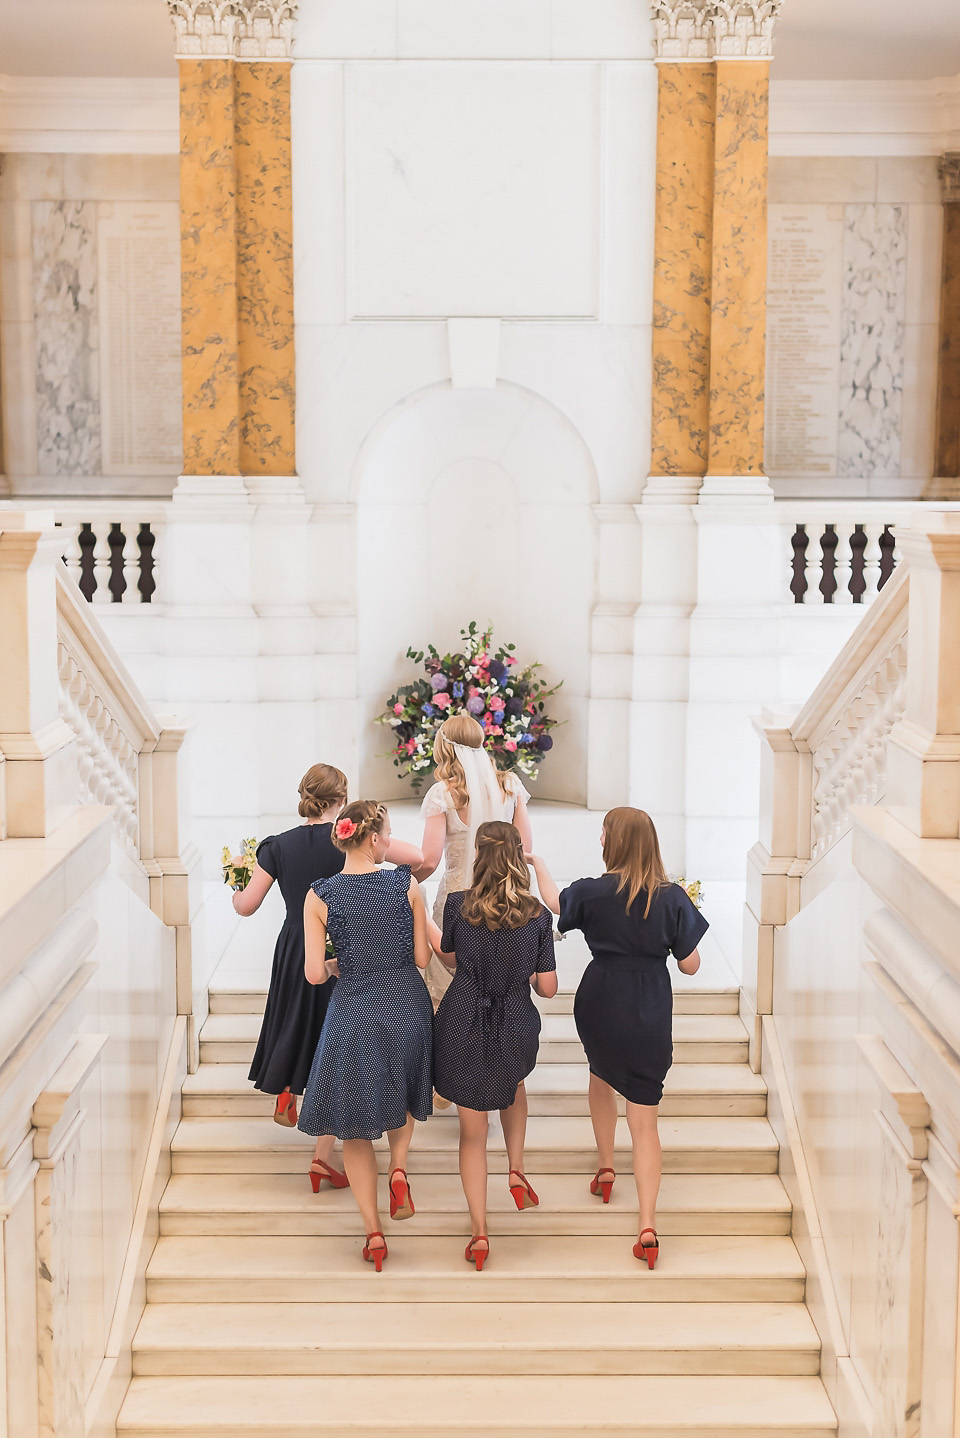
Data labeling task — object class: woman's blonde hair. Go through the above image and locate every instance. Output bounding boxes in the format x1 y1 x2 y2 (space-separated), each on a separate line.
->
298 763 348 819
433 714 510 807
460 821 540 930
331 799 387 852
601 807 668 918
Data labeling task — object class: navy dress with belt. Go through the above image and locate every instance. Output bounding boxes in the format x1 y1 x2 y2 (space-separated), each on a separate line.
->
297 866 434 1142
559 876 708 1106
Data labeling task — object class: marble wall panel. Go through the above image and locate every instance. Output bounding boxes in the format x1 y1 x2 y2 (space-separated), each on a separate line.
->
32 200 101 477
235 62 296 476
3 1187 40 1437
707 61 769 478
650 63 714 478
935 201 960 480
838 203 907 480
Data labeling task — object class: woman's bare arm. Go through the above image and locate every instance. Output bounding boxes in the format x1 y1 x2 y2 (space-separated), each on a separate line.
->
383 836 424 868
232 863 274 916
409 877 431 970
532 969 559 998
303 890 331 985
426 914 456 971
412 813 446 881
676 946 701 976
513 798 532 853
527 854 560 915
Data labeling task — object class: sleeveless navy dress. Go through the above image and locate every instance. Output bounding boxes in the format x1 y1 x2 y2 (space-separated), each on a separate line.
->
248 824 344 1097
298 866 434 1142
559 877 708 1105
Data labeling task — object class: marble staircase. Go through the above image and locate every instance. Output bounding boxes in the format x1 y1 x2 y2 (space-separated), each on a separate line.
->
117 964 837 1437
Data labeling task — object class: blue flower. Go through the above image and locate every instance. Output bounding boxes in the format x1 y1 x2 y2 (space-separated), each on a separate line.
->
423 703 435 718
518 733 535 746
452 680 465 700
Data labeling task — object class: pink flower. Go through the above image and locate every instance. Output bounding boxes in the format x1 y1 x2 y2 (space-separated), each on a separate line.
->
393 702 404 715
491 726 503 737
488 695 505 712
433 692 452 710
405 738 416 755
505 738 517 752
468 686 480 698
483 712 493 724
335 818 357 840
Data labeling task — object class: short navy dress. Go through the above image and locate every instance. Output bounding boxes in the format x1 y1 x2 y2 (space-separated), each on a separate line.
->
434 893 556 1111
559 877 708 1106
248 824 344 1097
298 866 434 1142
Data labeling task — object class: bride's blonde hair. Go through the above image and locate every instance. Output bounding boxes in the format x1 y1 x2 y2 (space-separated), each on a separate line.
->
434 714 510 808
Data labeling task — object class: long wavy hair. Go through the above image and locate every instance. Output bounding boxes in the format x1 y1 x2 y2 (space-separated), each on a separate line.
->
433 713 510 807
460 821 541 930
602 807 669 918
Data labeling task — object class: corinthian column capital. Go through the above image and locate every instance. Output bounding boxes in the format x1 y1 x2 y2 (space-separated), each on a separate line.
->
236 0 299 59
939 153 960 204
167 0 241 58
711 0 783 59
651 0 714 60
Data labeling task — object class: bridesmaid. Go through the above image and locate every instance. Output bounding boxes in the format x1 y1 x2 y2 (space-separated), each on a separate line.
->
529 808 707 1268
428 822 558 1271
299 801 434 1272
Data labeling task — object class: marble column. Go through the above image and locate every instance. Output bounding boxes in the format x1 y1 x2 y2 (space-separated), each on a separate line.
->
646 2 715 501
932 155 960 495
235 9 296 477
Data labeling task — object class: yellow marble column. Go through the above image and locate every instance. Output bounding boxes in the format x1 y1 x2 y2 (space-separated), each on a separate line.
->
177 55 240 475
703 57 771 491
648 62 716 494
234 60 296 476
933 154 960 493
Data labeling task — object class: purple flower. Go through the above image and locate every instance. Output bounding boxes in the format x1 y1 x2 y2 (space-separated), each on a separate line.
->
452 680 465 700
430 673 449 692
466 695 484 715
488 660 507 683
536 734 553 751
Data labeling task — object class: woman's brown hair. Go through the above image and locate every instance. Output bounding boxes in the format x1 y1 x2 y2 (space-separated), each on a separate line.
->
601 807 669 918
433 714 510 807
331 799 387 852
460 821 540 930
298 763 348 819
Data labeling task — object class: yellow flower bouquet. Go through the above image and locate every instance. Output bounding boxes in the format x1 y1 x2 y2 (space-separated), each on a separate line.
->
222 837 258 891
673 876 703 910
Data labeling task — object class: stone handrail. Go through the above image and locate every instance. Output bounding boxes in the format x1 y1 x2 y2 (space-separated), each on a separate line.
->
56 564 161 856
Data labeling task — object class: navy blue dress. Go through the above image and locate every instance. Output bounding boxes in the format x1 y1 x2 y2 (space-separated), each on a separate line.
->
434 893 556 1111
298 866 434 1142
559 877 708 1105
248 824 345 1097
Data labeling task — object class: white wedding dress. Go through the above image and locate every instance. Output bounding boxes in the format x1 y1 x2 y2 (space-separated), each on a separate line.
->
420 769 530 924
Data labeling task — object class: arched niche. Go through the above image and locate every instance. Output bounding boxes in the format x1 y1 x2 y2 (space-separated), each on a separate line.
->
351 381 599 804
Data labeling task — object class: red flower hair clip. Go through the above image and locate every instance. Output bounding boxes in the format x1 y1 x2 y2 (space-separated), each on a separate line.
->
335 818 357 840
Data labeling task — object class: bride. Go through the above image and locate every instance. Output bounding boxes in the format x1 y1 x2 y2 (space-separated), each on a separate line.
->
414 714 532 997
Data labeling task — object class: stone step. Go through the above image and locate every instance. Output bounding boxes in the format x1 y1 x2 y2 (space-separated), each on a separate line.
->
170 1114 779 1176
182 1061 767 1119
159 1170 793 1238
119 1374 836 1436
131 1300 821 1377
145 1234 806 1304
207 985 742 1018
197 1011 750 1067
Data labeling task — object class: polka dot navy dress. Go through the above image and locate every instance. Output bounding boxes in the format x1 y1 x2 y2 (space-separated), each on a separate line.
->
298 866 434 1142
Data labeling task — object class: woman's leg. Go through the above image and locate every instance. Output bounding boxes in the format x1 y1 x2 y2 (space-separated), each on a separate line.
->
312 1133 339 1168
587 1072 619 1172
386 1114 416 1178
500 1082 529 1181
625 1100 662 1235
341 1138 382 1241
457 1106 490 1242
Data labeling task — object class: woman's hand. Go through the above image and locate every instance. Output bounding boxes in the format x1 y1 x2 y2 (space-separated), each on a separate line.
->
232 863 274 917
527 853 561 916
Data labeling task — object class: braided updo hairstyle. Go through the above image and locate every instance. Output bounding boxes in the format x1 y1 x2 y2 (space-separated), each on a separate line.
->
298 763 348 820
331 799 388 852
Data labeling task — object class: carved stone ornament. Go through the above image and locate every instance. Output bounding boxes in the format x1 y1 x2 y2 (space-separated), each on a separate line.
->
940 153 960 205
650 0 713 59
167 0 298 58
711 0 783 58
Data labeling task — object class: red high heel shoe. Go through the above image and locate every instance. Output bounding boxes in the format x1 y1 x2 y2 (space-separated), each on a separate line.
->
509 1171 539 1210
389 1169 415 1221
590 1168 616 1203
465 1236 489 1271
633 1228 659 1269
363 1232 388 1272
309 1158 350 1193
274 1090 298 1127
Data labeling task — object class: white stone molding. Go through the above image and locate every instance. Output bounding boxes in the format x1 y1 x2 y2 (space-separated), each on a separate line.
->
650 0 713 60
940 152 960 204
711 0 783 59
236 1 299 59
167 0 241 57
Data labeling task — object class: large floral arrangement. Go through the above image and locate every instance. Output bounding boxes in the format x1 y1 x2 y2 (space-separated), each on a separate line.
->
380 622 562 790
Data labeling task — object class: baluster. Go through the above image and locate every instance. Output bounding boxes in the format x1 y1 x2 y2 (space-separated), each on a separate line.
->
805 524 824 605
789 525 808 603
120 524 142 605
833 525 853 604
862 523 884 601
92 524 113 604
59 522 83 586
